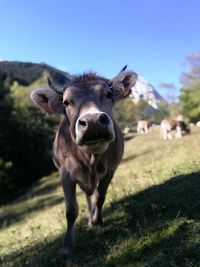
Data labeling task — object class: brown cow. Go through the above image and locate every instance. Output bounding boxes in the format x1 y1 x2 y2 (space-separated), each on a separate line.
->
31 69 137 256
161 119 190 140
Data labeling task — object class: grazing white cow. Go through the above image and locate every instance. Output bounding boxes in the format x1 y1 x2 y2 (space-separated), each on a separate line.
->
137 120 151 134
161 119 190 140
123 127 130 135
196 121 200 127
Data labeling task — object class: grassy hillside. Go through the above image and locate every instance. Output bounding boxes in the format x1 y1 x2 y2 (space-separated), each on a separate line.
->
0 127 200 267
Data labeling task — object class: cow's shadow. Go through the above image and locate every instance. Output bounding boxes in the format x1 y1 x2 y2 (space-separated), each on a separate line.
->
2 171 200 267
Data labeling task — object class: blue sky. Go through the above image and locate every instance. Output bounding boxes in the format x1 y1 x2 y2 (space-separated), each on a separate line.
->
0 0 200 97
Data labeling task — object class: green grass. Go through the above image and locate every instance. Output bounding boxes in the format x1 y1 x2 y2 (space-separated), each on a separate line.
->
1 127 200 267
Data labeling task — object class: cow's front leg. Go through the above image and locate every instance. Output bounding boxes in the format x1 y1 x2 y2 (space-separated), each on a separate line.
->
167 131 172 140
60 167 78 257
175 126 182 139
86 194 94 225
162 128 168 140
90 172 113 226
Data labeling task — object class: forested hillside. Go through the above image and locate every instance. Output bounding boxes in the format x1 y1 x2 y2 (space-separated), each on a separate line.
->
0 61 72 203
0 61 71 86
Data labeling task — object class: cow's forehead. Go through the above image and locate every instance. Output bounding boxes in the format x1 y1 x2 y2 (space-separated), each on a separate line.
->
63 80 108 98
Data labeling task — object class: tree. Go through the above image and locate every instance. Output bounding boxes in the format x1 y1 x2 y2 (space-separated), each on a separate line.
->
0 77 58 203
179 81 200 122
114 98 150 129
179 52 200 122
180 53 200 86
159 82 178 103
0 62 71 203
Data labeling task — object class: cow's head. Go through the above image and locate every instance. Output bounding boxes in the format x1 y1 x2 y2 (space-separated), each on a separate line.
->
31 69 137 154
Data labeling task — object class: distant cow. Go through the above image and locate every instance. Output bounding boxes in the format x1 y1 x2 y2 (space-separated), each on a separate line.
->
161 119 190 140
31 69 137 256
196 121 200 127
137 120 151 134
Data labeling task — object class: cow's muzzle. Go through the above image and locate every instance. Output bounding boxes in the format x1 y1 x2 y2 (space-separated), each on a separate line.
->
75 112 115 154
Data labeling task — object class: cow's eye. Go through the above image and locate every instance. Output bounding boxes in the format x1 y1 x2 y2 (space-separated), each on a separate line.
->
63 100 69 108
106 91 114 100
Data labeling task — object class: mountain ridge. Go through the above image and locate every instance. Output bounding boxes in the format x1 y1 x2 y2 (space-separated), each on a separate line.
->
0 61 71 87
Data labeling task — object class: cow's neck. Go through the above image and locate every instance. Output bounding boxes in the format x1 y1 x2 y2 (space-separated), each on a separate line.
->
87 153 99 166
76 149 105 195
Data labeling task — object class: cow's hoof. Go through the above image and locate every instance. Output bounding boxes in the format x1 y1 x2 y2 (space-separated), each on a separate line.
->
88 218 103 227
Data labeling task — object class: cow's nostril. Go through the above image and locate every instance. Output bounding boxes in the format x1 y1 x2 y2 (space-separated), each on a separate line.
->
79 119 87 127
99 113 110 125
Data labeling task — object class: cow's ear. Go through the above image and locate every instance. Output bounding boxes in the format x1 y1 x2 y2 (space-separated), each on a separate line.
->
110 71 138 101
30 88 64 114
